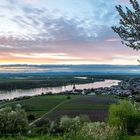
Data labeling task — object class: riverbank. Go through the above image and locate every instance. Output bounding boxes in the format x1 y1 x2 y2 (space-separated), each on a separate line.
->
0 74 139 91
0 79 119 100
0 76 97 91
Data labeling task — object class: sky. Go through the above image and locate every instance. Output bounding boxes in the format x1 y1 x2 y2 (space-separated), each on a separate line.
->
0 0 139 65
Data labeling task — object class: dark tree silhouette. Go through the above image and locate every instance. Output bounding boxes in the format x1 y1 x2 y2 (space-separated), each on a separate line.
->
112 0 140 54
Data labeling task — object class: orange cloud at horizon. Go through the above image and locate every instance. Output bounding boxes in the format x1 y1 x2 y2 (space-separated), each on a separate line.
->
0 35 139 65
0 50 139 65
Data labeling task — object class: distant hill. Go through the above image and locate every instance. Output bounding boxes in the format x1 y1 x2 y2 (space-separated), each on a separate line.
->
0 64 140 76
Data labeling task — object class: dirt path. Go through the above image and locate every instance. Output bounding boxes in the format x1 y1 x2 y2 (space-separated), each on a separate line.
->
29 99 70 126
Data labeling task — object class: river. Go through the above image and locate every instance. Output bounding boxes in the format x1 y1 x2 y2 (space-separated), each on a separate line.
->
0 79 120 100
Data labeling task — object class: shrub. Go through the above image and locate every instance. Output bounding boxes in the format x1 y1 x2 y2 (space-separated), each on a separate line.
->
50 120 63 135
108 100 140 135
79 122 127 140
79 115 90 124
0 104 29 136
34 118 51 134
59 115 89 134
60 116 80 134
135 123 140 135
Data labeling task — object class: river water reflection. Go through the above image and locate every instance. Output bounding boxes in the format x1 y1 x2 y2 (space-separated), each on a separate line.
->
0 79 120 100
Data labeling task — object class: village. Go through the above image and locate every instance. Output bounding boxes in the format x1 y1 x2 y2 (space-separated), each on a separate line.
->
69 79 140 98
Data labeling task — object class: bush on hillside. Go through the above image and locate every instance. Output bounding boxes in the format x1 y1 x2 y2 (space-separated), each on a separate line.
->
135 123 140 135
108 100 140 135
60 116 81 134
49 120 63 135
59 115 90 135
79 122 127 140
34 118 51 134
0 104 28 136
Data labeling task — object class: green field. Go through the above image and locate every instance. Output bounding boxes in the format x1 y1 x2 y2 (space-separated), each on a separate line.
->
0 95 68 119
0 95 117 122
45 95 117 121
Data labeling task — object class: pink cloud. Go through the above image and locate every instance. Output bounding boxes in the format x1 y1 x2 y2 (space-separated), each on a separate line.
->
106 38 121 42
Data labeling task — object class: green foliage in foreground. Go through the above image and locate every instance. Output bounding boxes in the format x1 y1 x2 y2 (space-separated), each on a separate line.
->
0 136 139 140
59 116 127 140
0 108 128 140
0 136 62 140
0 98 139 140
0 105 28 136
129 136 140 140
108 100 140 135
32 115 127 140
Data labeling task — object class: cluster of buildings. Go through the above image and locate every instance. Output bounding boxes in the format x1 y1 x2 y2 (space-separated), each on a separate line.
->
70 79 140 97
119 79 140 94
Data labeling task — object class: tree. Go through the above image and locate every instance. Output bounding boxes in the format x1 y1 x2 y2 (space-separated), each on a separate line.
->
112 0 140 53
0 104 29 136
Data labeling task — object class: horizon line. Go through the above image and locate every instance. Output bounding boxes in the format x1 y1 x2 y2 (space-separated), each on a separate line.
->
0 64 139 66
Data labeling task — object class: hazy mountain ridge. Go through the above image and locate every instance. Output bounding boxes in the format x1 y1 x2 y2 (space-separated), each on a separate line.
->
0 65 139 75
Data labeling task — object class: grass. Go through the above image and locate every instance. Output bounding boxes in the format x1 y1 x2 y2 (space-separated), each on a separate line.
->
43 95 117 121
57 95 116 110
0 95 68 119
129 136 140 140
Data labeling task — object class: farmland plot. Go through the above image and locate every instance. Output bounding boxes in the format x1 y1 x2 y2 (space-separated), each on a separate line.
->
46 95 117 121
